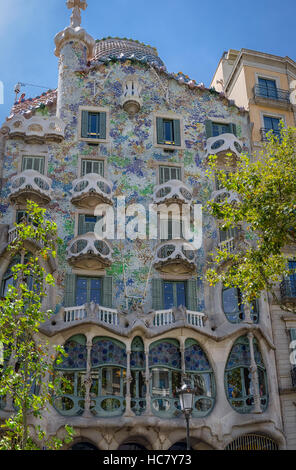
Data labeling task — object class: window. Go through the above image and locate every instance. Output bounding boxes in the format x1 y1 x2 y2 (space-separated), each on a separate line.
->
78 214 103 235
219 227 239 243
160 216 183 241
263 116 281 140
81 110 107 140
159 165 182 184
156 117 181 146
152 278 198 312
205 120 237 138
131 337 146 416
164 281 186 309
81 159 104 177
75 276 102 306
1 255 34 298
225 336 268 413
258 78 278 99
22 156 45 174
222 286 259 324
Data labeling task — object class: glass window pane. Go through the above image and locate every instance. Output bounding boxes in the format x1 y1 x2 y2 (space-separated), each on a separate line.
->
90 278 101 304
176 282 186 307
152 369 170 396
164 282 174 309
163 120 173 142
76 277 88 305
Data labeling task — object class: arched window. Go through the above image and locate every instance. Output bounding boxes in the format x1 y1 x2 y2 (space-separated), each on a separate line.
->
130 337 146 415
225 335 268 413
185 339 215 417
222 286 259 323
225 433 278 450
90 337 127 417
149 339 181 418
54 334 87 416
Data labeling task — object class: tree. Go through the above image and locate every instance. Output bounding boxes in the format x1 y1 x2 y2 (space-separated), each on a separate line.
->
205 124 296 313
0 201 74 450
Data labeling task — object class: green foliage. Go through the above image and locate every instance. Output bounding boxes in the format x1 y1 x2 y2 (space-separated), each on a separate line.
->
205 124 296 311
0 201 75 450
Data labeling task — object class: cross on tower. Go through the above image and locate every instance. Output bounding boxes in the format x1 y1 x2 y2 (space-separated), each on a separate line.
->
67 0 88 28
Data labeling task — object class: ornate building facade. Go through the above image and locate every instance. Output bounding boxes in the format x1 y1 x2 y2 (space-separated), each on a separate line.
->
0 2 287 450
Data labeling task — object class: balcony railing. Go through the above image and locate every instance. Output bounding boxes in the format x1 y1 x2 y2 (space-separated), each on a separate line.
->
9 169 52 205
254 84 290 103
153 180 192 205
63 304 119 326
153 240 196 274
70 173 113 208
280 278 296 304
205 133 243 163
152 308 205 328
260 128 281 142
67 232 113 269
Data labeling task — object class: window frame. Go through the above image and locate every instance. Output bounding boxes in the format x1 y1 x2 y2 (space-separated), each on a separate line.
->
78 106 109 143
154 113 184 150
19 153 48 175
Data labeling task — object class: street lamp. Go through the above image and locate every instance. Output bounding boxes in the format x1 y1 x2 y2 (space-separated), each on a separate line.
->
178 382 195 450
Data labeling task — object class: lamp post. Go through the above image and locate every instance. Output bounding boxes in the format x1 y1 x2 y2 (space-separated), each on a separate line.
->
178 382 195 451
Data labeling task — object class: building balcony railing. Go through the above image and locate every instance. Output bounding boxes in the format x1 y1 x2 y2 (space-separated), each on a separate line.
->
152 308 205 328
70 173 113 209
280 278 296 306
67 232 113 270
63 304 119 326
260 128 282 142
217 237 235 254
153 240 196 275
254 84 290 104
9 169 52 205
211 188 240 205
153 179 193 206
205 133 243 166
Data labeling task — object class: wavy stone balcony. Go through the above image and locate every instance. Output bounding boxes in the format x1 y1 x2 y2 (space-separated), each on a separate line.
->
153 179 193 206
153 240 196 274
67 232 113 270
3 115 65 144
211 188 240 205
9 169 52 205
70 173 113 209
206 133 243 166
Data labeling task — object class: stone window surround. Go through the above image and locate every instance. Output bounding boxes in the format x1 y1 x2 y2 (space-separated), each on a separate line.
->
77 155 107 178
260 110 286 130
154 161 184 185
78 105 110 144
255 72 281 89
153 112 185 150
17 151 49 176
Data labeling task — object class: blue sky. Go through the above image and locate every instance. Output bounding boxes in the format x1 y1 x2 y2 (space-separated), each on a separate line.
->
0 0 295 124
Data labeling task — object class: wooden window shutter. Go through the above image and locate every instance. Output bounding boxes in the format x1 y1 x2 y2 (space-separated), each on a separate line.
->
102 276 113 307
81 110 89 138
152 278 163 311
78 214 85 236
64 273 76 307
156 117 164 144
186 279 198 311
205 120 213 138
229 123 237 136
99 112 107 139
173 119 181 146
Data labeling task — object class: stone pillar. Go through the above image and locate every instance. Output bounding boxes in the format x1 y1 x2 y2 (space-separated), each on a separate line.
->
83 336 93 417
180 336 186 380
124 348 133 417
248 332 262 414
243 302 253 324
144 345 151 415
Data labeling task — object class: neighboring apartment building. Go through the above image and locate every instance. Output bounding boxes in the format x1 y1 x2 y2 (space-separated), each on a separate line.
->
211 49 296 449
0 5 288 450
211 49 296 151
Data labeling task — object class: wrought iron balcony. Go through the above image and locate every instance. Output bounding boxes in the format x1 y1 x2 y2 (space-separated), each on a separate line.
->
206 133 243 165
211 188 240 205
153 240 196 274
260 128 282 142
67 232 113 270
153 179 192 206
9 169 52 205
70 173 113 209
280 278 296 306
254 84 290 104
